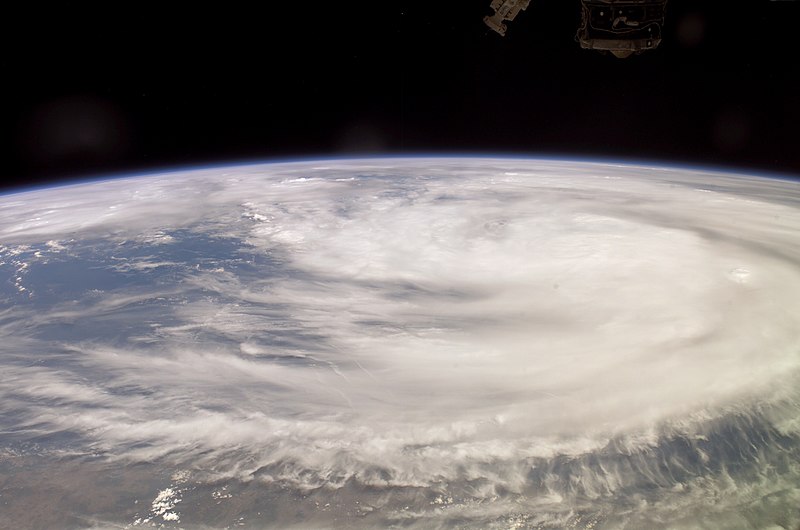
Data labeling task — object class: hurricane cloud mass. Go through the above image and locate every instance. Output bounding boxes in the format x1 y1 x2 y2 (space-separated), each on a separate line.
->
1 159 799 529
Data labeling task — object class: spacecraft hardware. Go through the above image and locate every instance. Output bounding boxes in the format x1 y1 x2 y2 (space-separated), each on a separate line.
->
484 0 531 36
485 0 669 58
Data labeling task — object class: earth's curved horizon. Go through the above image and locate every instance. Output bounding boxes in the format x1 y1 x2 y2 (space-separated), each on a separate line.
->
1 157 799 529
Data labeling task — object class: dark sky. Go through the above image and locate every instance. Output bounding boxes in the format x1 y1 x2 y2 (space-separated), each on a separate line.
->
2 0 799 191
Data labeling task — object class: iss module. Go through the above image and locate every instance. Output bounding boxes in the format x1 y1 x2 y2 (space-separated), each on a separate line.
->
577 0 668 58
484 0 531 37
485 0 668 58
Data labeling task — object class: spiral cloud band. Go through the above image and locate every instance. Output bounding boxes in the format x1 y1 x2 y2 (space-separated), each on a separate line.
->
0 159 799 529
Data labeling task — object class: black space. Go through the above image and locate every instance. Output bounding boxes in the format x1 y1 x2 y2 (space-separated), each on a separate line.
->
2 1 799 191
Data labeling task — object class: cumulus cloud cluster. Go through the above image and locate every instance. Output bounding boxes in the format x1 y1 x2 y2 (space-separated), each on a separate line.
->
1 159 799 527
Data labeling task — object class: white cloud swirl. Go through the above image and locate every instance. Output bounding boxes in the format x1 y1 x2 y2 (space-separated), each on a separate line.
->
1 159 799 527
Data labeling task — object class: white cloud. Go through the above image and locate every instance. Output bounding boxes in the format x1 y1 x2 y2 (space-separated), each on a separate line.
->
1 159 799 527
